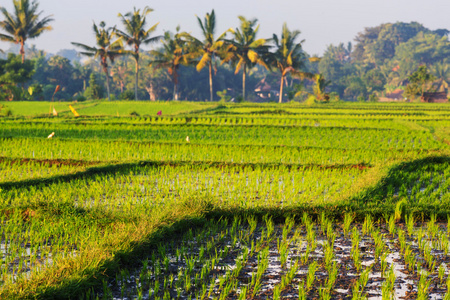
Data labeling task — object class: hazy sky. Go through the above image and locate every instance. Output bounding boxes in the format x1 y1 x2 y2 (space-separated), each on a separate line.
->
1 0 449 56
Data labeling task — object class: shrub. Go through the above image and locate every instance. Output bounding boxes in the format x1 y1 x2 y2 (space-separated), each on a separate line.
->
76 95 87 102
120 90 134 100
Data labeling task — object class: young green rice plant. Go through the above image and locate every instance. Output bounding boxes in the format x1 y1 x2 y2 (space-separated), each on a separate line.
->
351 227 361 270
381 265 395 300
318 287 331 300
422 243 436 271
406 214 415 237
343 213 354 236
326 222 336 246
387 214 396 236
439 263 446 285
417 271 431 300
397 229 407 254
417 228 426 251
238 286 247 300
351 227 361 250
306 261 318 291
372 230 385 262
250 246 269 298
403 245 416 272
323 241 335 271
306 222 316 251
427 214 438 240
445 275 450 300
301 243 311 265
265 216 275 240
447 215 450 236
394 199 407 222
358 266 372 290
320 211 329 234
352 246 362 272
298 281 307 300
352 280 364 300
438 231 449 255
326 261 339 292
277 237 290 269
380 252 389 278
362 214 374 236
273 259 299 298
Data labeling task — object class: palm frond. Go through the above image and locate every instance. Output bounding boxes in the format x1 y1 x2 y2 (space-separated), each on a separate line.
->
196 52 211 71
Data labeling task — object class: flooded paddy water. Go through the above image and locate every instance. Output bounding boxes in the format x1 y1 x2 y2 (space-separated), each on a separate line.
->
90 214 450 299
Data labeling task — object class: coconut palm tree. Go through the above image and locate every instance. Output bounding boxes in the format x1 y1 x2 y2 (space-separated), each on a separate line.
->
182 10 227 102
430 62 450 91
0 0 53 63
115 6 160 101
313 74 331 102
270 23 310 103
149 28 189 100
223 16 269 101
72 21 123 101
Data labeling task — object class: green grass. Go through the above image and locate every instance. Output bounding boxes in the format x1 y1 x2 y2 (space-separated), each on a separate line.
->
1 101 450 299
0 100 217 117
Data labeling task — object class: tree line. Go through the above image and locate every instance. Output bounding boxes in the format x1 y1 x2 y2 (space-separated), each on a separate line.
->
0 0 449 103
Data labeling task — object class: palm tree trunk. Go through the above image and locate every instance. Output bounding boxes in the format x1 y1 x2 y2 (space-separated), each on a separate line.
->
242 64 246 101
103 65 111 101
173 82 178 100
209 63 213 102
279 75 284 103
134 57 139 101
20 41 25 63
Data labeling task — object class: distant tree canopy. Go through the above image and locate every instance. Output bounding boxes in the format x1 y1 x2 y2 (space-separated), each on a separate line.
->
0 6 449 103
0 53 34 100
319 21 450 100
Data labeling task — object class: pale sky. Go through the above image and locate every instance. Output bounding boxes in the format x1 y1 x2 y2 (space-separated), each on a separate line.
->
1 0 449 56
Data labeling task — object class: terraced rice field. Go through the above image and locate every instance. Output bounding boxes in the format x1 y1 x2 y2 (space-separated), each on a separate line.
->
0 101 450 299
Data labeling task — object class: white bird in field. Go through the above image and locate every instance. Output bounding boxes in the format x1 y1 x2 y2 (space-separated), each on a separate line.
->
186 136 190 143
47 132 55 139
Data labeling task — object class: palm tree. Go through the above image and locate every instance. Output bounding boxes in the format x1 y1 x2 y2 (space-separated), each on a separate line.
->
430 62 450 91
182 10 227 102
115 6 160 101
271 23 310 103
224 16 269 101
72 21 123 101
313 74 331 101
0 0 53 63
150 28 189 100
110 59 132 94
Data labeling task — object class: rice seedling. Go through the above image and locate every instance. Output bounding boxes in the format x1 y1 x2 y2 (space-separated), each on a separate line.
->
343 213 354 236
306 261 319 291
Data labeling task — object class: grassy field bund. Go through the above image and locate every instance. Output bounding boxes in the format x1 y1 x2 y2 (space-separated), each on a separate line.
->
1 100 450 299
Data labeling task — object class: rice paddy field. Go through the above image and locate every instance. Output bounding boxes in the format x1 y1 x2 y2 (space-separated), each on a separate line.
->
1 101 450 299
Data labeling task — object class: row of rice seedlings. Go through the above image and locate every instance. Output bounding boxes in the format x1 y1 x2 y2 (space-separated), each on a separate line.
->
384 162 450 204
0 209 110 286
0 159 84 183
82 216 270 299
1 122 442 150
79 213 450 299
1 137 430 165
1 164 365 214
2 112 441 127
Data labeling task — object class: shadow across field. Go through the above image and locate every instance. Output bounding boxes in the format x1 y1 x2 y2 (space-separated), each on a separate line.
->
4 156 450 299
0 159 371 192
348 155 450 215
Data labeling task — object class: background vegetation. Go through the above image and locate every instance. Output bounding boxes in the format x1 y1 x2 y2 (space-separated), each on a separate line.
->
0 1 449 103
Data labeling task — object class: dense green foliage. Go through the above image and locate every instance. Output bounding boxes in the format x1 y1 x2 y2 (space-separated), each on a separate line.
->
1 2 448 102
320 22 450 101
